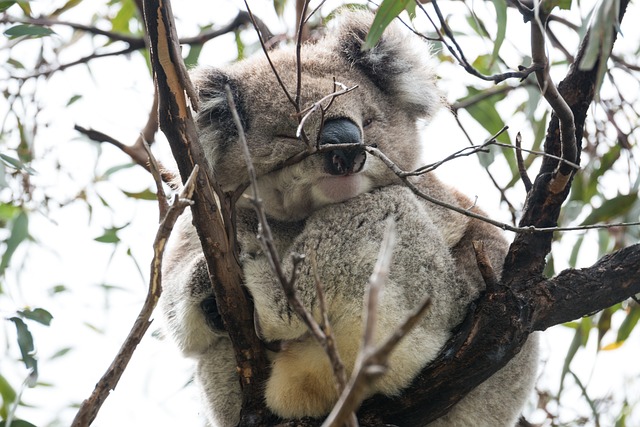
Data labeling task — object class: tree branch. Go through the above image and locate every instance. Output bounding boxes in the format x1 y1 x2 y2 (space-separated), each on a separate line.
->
140 1 272 425
71 164 198 427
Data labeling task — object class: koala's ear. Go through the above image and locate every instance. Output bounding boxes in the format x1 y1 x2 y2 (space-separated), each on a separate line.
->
334 12 443 119
190 67 249 139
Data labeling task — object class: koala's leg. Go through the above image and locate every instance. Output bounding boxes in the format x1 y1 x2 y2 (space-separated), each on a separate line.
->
195 340 242 427
162 249 242 426
427 333 540 427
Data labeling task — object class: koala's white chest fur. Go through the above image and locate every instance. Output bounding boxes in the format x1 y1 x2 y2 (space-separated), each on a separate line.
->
160 10 538 427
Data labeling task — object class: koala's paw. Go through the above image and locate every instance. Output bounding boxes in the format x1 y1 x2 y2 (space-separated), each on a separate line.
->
162 256 225 356
265 341 339 418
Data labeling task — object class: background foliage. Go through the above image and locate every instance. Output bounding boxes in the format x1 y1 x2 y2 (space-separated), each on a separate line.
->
0 0 639 426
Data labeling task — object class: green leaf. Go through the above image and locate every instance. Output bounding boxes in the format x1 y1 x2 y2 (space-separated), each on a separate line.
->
0 1 17 13
48 284 68 295
0 153 36 175
3 24 55 39
578 0 621 98
51 0 83 17
458 87 510 168
0 210 29 275
471 54 495 75
94 229 121 244
234 30 245 61
9 317 38 376
66 94 82 106
581 193 638 225
559 317 591 397
122 189 157 201
94 224 128 244
541 0 572 12
273 0 286 17
18 308 54 326
49 346 73 360
568 235 584 268
0 202 20 222
7 57 25 69
101 162 136 179
0 374 17 418
184 43 203 68
489 0 507 68
616 305 640 343
597 306 614 349
110 0 136 34
364 0 411 50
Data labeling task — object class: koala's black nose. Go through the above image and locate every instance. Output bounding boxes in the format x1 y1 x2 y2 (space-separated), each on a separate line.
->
319 118 366 176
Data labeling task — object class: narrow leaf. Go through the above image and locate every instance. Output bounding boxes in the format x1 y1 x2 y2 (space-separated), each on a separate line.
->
364 0 410 50
0 210 29 275
18 308 54 326
616 305 640 343
489 0 507 68
4 24 55 39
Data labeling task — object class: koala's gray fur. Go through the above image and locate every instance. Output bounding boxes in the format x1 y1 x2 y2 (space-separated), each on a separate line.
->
160 11 538 427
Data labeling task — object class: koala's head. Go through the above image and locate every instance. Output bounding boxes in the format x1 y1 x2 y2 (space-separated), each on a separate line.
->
192 12 442 221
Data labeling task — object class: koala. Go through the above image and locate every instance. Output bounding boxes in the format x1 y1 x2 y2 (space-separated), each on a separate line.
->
160 11 539 427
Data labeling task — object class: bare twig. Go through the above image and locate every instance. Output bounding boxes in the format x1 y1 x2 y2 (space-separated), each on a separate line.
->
71 166 198 427
417 0 542 84
515 133 533 192
244 1 297 108
310 252 349 394
74 124 176 186
6 11 260 79
472 241 501 293
296 83 358 139
323 221 432 426
530 7 578 193
141 140 169 219
0 16 141 44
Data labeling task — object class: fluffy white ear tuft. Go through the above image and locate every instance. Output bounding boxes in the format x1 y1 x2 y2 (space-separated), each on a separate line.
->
332 11 443 119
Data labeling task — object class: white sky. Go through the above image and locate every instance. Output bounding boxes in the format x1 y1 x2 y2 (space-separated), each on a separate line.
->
0 0 639 426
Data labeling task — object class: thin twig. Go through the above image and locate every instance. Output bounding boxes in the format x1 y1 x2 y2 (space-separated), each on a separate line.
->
530 7 578 193
5 11 260 80
310 252 350 399
71 166 198 427
74 125 176 186
323 221 433 426
244 1 296 108
417 0 542 84
141 140 169 219
296 83 358 138
472 241 501 293
515 132 533 192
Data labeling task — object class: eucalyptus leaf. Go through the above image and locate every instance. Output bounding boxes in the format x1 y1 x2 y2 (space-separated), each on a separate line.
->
363 0 410 50
4 24 55 39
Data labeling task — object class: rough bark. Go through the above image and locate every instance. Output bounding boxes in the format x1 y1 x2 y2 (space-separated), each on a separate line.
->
141 1 275 425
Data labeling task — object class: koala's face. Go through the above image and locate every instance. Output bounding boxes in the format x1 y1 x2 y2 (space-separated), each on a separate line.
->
192 12 441 221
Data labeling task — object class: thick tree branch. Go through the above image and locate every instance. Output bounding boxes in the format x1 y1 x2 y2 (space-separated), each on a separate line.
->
533 243 640 330
140 1 272 425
